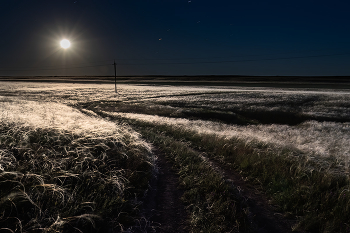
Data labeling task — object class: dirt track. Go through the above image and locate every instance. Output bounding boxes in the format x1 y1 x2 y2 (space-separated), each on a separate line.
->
135 144 303 233
136 149 188 233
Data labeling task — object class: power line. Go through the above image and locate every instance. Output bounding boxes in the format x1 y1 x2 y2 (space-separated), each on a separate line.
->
0 64 109 72
114 48 350 61
0 59 114 71
118 52 350 65
0 52 349 72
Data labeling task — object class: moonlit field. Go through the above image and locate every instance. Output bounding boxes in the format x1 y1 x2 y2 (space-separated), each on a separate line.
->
1 81 350 232
2 81 349 169
2 0 350 232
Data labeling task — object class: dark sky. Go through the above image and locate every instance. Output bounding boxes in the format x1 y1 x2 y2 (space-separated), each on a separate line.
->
1 0 349 76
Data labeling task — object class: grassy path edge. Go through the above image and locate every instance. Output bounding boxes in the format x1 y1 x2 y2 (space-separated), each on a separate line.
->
92 109 350 233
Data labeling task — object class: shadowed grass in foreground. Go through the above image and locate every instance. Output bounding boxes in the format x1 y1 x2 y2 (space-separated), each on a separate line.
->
0 124 153 232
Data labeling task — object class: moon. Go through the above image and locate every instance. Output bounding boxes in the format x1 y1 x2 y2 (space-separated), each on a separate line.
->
60 39 71 49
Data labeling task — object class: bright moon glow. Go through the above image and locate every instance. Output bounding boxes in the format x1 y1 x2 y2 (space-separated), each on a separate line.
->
60 39 71 49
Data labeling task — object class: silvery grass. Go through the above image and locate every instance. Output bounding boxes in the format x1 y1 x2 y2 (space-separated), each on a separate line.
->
0 97 145 141
2 82 350 122
0 98 154 232
0 82 227 104
103 111 350 172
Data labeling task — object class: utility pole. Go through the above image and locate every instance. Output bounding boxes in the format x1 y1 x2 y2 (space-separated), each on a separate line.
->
114 60 117 93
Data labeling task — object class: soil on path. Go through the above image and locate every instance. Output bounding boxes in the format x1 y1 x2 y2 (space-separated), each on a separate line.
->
136 149 188 233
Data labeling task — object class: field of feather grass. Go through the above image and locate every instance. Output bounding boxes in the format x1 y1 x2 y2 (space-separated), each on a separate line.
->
0 97 154 232
1 81 350 232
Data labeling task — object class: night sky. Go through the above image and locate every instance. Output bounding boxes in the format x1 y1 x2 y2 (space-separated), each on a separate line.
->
1 0 349 76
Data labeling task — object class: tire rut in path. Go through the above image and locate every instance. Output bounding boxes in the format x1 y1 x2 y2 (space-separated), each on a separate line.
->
199 153 305 233
137 148 188 233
